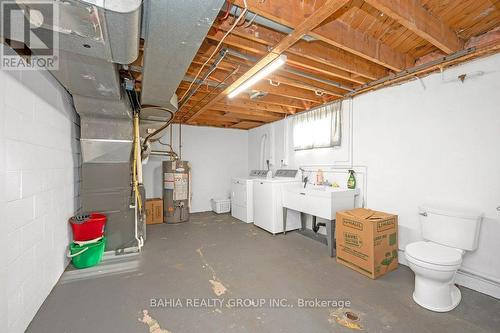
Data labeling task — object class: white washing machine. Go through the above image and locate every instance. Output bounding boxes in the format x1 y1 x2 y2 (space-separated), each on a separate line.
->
253 169 302 234
231 170 271 223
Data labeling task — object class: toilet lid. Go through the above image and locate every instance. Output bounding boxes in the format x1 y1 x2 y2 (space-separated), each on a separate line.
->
406 241 463 266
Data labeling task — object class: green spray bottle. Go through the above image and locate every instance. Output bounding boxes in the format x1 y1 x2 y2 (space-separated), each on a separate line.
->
347 170 356 189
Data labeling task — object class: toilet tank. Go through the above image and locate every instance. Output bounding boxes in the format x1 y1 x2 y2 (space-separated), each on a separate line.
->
419 203 483 251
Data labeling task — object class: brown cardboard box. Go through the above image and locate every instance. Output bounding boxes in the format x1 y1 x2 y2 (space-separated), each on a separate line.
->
146 198 163 224
336 208 398 279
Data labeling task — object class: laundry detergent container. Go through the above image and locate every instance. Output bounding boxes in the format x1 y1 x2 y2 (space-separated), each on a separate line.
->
69 213 107 241
68 237 107 269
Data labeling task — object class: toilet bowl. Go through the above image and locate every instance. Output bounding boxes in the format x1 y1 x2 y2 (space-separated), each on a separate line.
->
405 203 482 312
405 241 463 312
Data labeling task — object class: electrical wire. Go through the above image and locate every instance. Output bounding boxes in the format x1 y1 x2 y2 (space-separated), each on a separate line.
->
243 12 257 28
178 0 248 102
218 0 231 22
182 65 240 123
236 10 247 26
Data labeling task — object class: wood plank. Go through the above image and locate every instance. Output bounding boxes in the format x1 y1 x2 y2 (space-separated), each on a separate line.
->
267 0 351 53
209 104 283 121
230 121 263 129
224 112 270 123
206 30 362 85
268 74 343 97
187 0 349 122
236 93 311 109
364 0 463 53
233 0 412 71
223 99 293 114
215 19 388 80
286 53 366 85
184 66 326 103
250 81 326 103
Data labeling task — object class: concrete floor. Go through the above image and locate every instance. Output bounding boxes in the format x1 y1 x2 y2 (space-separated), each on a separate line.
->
28 212 500 333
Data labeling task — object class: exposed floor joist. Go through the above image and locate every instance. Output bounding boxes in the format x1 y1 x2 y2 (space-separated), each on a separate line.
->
364 0 463 54
186 0 350 123
153 0 500 130
233 0 412 71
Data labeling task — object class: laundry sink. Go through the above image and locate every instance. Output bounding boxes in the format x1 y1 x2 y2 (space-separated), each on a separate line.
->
282 184 358 220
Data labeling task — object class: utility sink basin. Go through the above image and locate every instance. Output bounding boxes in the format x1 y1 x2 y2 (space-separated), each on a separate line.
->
282 184 359 220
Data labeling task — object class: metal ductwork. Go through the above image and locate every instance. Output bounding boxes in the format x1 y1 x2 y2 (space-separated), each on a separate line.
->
2 0 144 252
140 0 225 109
45 0 143 252
3 0 226 252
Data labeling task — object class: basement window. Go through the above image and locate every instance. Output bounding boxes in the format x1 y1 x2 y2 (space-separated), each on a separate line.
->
293 102 342 150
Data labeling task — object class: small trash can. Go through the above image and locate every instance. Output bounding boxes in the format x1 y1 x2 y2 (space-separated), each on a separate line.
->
69 212 107 241
68 237 107 269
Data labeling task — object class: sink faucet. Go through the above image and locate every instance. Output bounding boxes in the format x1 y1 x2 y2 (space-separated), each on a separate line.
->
299 168 308 188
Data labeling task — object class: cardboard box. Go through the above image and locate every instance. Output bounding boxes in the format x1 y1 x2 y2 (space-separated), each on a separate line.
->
336 208 398 279
146 198 163 224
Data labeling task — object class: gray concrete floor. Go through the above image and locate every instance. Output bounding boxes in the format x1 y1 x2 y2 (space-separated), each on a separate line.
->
28 212 500 333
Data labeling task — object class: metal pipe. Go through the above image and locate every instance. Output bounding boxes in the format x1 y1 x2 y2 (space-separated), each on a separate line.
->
142 108 175 149
229 5 316 42
284 67 354 92
150 150 178 157
183 75 222 88
179 122 182 160
169 124 173 147
179 48 228 108
345 47 477 97
225 48 352 91
182 66 240 122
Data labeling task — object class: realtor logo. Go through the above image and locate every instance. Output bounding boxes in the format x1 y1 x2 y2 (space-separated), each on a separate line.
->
1 1 59 70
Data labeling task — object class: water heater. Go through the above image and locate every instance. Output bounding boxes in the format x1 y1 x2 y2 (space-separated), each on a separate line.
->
163 161 190 223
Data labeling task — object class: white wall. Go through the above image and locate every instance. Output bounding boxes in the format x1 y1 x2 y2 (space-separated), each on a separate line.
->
248 53 500 298
0 69 80 333
143 124 248 213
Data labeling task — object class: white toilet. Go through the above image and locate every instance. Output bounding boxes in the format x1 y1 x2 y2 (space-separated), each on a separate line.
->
405 203 483 312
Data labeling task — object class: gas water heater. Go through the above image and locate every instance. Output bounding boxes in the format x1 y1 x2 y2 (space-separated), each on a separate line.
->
163 161 190 223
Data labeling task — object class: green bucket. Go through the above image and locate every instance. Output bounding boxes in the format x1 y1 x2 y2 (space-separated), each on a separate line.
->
68 237 106 269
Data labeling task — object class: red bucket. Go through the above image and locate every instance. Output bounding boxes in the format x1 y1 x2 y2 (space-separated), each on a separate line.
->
69 213 107 241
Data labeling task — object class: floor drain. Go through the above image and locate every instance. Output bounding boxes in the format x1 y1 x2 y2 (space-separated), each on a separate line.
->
345 311 359 321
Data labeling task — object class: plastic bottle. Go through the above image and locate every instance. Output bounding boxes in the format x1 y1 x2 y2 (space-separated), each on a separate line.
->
347 170 356 189
316 169 324 185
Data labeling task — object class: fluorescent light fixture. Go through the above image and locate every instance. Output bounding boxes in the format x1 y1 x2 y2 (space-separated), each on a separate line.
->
228 54 287 99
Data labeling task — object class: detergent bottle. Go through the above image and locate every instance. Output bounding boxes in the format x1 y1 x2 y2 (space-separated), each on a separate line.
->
347 170 356 189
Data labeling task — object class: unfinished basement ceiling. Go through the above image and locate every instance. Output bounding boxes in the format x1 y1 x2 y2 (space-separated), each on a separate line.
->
131 0 500 129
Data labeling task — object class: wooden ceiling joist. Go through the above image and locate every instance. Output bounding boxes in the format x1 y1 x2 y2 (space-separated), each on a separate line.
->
206 31 362 85
269 74 344 98
364 0 463 54
215 19 388 80
167 0 500 129
311 20 413 70
236 93 309 110
233 0 412 71
230 121 262 129
187 0 349 123
208 104 283 121
223 99 293 114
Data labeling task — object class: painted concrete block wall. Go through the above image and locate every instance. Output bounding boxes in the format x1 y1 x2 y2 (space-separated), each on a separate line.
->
0 69 80 333
247 53 500 297
142 124 248 213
